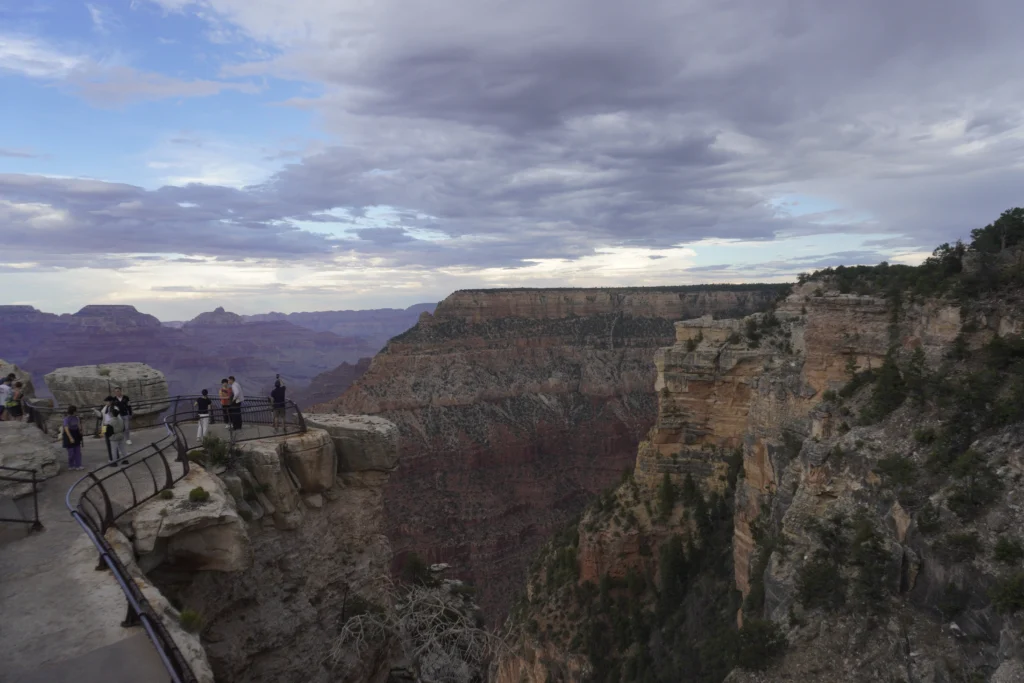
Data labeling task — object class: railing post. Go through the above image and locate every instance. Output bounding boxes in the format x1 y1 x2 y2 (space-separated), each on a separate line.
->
30 470 43 532
122 601 141 628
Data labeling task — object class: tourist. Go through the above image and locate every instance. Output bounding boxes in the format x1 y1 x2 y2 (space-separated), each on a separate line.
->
95 396 115 459
108 406 128 464
5 381 24 420
0 376 10 421
62 405 84 471
195 389 212 442
229 375 244 431
219 378 232 429
270 379 286 432
112 386 133 445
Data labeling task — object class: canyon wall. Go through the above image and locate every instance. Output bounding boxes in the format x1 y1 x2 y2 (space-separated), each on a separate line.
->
320 286 784 619
502 274 1024 682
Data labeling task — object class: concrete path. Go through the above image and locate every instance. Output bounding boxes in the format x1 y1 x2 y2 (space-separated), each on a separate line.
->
0 417 285 683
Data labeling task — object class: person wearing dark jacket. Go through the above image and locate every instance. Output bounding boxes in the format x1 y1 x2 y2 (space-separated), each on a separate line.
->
270 380 286 432
112 386 133 445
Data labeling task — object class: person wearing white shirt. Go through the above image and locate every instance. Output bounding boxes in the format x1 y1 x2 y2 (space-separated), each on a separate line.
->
228 375 244 430
0 378 11 421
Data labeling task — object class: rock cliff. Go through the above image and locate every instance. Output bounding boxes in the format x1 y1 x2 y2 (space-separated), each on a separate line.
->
127 416 402 683
320 286 784 619
290 357 372 407
501 236 1024 681
44 362 170 426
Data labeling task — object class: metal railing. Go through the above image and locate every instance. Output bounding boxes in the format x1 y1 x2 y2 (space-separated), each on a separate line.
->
65 394 307 683
0 465 43 531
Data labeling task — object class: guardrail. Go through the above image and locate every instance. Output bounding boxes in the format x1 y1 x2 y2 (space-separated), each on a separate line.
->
0 465 43 531
65 394 307 683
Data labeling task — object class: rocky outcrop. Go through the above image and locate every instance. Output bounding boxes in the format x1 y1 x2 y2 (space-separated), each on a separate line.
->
44 363 170 426
0 421 60 496
243 303 436 352
132 465 250 573
305 413 400 473
0 359 36 397
183 306 243 328
323 286 783 619
136 420 401 683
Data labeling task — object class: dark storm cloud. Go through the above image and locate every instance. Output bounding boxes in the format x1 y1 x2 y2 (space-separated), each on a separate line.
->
9 0 1024 272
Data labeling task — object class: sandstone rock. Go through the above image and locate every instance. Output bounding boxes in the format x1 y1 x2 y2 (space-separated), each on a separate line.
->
303 493 323 509
131 464 250 572
304 413 399 472
44 363 170 427
0 359 35 397
281 428 336 492
105 527 216 683
991 660 1024 683
0 421 60 497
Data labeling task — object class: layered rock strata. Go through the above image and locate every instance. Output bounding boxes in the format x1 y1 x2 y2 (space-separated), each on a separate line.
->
322 286 783 619
127 416 401 683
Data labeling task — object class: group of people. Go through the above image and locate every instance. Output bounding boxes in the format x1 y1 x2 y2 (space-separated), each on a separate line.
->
57 375 289 472
194 375 287 440
0 373 27 421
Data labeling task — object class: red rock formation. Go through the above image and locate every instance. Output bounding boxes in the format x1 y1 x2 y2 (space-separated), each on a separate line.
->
320 286 783 619
290 357 372 407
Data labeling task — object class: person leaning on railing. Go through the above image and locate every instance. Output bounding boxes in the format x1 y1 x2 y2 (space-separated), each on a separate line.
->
195 390 212 441
271 378 287 432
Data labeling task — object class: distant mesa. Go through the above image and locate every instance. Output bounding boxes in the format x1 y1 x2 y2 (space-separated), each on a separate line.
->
184 306 244 328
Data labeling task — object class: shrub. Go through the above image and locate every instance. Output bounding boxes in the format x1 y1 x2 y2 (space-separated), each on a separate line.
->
179 609 203 633
658 473 676 519
861 351 906 423
875 455 916 488
913 427 937 444
734 619 787 672
990 572 1024 613
201 435 232 466
397 551 432 586
797 558 846 611
159 489 174 500
939 532 982 562
916 502 942 534
188 487 210 503
994 537 1024 565
849 515 890 609
822 389 838 402
727 331 742 345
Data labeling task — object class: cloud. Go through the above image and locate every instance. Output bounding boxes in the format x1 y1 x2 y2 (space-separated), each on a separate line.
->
8 0 1024 311
0 33 260 105
0 147 45 159
86 3 109 34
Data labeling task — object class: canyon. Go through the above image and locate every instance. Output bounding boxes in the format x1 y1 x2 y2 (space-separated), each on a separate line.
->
0 303 428 398
320 286 784 620
501 248 1024 681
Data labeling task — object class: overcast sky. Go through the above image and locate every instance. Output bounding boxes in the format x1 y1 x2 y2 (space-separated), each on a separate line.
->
2 0 1022 319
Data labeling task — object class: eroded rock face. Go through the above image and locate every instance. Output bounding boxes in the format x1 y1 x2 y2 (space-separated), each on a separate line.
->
144 424 400 683
305 413 399 472
323 286 782 618
132 465 250 572
44 363 170 427
0 421 60 497
0 360 36 398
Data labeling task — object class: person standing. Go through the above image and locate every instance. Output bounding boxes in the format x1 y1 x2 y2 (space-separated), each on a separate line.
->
96 396 115 460
5 381 24 420
229 375 244 431
0 376 10 421
219 378 232 430
108 407 128 464
195 389 212 442
62 405 84 471
112 386 133 445
270 379 286 432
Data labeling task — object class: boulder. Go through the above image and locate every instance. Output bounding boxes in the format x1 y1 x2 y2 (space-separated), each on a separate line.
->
303 414 400 472
131 464 250 572
0 360 35 398
281 428 336 493
0 421 60 497
235 439 303 529
44 363 170 428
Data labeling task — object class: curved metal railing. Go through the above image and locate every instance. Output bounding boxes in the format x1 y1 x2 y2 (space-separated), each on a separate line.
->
64 394 307 683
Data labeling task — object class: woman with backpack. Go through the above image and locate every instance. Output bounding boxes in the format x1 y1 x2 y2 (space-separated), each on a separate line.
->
63 405 85 471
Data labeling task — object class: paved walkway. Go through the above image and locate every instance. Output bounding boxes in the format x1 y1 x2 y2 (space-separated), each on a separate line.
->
0 417 284 683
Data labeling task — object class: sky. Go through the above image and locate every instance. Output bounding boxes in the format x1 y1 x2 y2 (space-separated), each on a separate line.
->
2 1 1023 320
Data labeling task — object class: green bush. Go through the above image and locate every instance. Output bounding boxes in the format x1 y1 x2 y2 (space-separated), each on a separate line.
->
994 537 1024 565
397 551 433 586
822 389 838 402
734 619 787 672
159 489 174 500
990 572 1024 613
913 427 937 444
861 351 906 423
875 455 916 488
797 559 846 611
939 532 982 562
188 487 210 503
916 502 942 534
658 472 676 519
179 609 203 633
